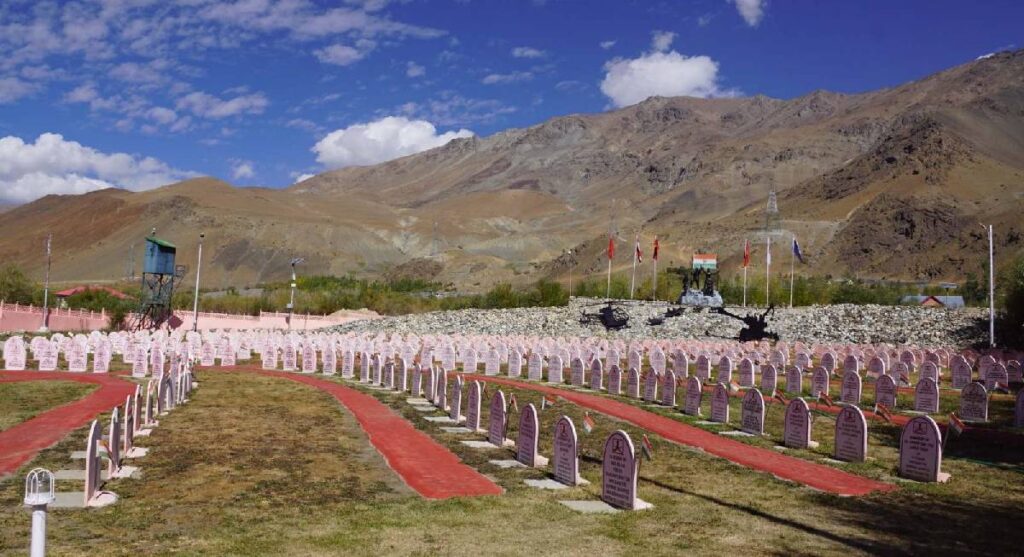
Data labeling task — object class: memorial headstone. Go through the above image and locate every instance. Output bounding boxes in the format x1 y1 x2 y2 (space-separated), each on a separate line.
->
959 382 989 422
899 415 948 482
875 374 897 409
840 371 862 405
660 370 676 407
643 371 659 403
488 390 508 446
607 364 622 396
914 377 940 413
741 388 765 435
466 380 483 432
760 364 778 395
601 430 646 510
553 416 584 486
627 368 641 399
834 405 868 462
517 404 547 467
951 357 972 389
711 383 729 423
590 359 604 391
785 366 803 395
810 366 829 398
783 398 815 449
683 376 702 416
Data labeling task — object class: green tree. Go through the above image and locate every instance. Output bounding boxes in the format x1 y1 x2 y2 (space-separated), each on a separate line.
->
0 265 36 304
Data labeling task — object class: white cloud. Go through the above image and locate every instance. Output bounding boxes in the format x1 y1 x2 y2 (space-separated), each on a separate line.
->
293 172 315 184
146 107 177 125
0 133 194 204
511 46 545 58
601 45 726 107
312 116 473 168
730 0 765 27
406 61 426 77
176 91 268 119
109 62 163 85
482 71 533 85
231 160 255 180
651 30 676 52
0 77 37 103
600 40 616 50
314 39 377 66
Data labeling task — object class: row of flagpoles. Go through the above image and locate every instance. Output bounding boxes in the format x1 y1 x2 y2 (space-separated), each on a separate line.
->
603 233 805 306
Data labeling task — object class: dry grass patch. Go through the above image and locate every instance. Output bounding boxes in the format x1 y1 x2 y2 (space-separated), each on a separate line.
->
0 381 97 431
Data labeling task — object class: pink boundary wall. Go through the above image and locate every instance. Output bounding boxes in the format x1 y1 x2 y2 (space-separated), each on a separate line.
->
0 302 378 333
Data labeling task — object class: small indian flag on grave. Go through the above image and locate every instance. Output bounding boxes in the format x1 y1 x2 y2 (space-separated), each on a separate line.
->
774 391 789 405
582 412 595 434
729 381 741 394
874 403 893 424
948 412 966 438
540 394 557 411
508 394 519 414
899 373 911 387
818 392 834 408
994 382 1009 394
641 434 655 461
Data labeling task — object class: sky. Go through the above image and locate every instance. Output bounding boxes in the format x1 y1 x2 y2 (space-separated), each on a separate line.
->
0 0 1020 204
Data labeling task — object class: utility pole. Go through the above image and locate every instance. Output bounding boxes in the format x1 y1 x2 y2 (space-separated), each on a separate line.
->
981 224 995 347
191 233 204 332
566 249 573 301
288 258 304 330
40 234 51 332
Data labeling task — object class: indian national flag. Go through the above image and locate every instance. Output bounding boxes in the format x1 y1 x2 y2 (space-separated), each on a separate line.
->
582 412 595 434
874 403 893 424
948 413 966 438
641 434 655 461
818 393 834 407
541 394 557 411
729 381 740 394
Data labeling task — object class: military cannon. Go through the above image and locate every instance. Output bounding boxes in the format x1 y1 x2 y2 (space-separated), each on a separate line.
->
713 305 779 342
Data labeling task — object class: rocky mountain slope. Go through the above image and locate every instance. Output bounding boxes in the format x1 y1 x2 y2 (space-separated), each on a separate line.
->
2 50 1023 290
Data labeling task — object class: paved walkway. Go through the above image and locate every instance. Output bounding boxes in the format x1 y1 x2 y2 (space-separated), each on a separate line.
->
0 371 136 477
468 375 897 496
213 367 502 499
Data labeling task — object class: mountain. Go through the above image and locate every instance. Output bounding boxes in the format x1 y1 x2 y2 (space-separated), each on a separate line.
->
3 50 1024 290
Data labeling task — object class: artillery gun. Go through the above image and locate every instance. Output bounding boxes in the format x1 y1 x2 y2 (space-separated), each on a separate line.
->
713 305 779 342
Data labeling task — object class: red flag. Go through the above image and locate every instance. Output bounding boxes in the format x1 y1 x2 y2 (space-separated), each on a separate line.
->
582 412 595 433
653 237 659 261
634 235 642 264
874 403 893 424
607 235 615 260
742 239 750 268
948 413 966 438
641 434 654 461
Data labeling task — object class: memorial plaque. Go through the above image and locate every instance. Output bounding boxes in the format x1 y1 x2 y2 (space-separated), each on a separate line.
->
643 371 659 402
517 404 544 467
959 382 988 422
488 390 507 446
628 350 641 375
986 364 1009 391
717 356 733 384
875 374 897 409
783 398 813 449
868 356 885 377
785 366 803 395
601 430 640 510
262 347 277 370
660 370 676 407
741 388 765 435
760 364 777 395
843 354 860 376
899 415 946 482
68 343 88 372
913 378 940 413
810 367 829 398
683 376 702 416
821 352 836 374
840 371 862 405
607 364 622 395
589 359 604 391
978 355 995 380
449 376 464 421
739 358 754 387
672 352 689 378
462 348 478 374
553 416 583 486
650 347 666 374
696 355 711 382
834 405 868 462
627 368 641 398
302 344 317 373
711 383 729 423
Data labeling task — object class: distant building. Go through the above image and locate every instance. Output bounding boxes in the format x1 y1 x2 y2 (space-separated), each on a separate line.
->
900 295 965 309
55 286 130 308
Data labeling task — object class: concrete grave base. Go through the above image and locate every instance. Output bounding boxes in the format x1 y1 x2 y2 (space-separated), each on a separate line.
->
50 491 118 509
423 416 458 424
126 447 149 458
412 405 439 413
820 458 847 465
694 420 718 426
134 428 153 437
558 500 621 514
526 455 550 468
488 459 526 469
524 478 570 490
406 398 429 405
111 465 140 479
719 430 754 437
440 427 473 434
54 469 109 481
807 441 820 449
461 440 511 449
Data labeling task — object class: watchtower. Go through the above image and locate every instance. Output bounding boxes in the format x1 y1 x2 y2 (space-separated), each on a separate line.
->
126 232 186 330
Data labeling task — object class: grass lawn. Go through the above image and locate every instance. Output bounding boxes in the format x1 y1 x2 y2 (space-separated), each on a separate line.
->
0 381 97 432
0 368 1022 556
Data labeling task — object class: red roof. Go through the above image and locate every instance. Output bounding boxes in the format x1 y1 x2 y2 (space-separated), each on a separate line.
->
54 286 130 300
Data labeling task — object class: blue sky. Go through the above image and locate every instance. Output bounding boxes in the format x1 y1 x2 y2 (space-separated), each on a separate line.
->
0 0 1020 204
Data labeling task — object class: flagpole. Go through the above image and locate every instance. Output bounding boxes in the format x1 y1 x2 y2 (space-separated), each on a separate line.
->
630 234 637 300
789 236 796 309
742 265 747 308
766 236 771 306
653 256 658 301
606 258 612 300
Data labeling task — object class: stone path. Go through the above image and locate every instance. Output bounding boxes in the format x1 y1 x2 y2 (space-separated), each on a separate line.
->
0 371 136 477
468 375 898 496
213 367 502 499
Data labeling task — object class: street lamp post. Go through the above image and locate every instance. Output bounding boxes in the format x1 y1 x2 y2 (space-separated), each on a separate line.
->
287 258 304 330
192 233 204 333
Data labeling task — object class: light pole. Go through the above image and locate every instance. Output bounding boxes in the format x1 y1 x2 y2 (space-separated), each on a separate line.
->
981 223 995 347
287 258 304 330
40 234 51 332
192 233 204 332
566 249 573 300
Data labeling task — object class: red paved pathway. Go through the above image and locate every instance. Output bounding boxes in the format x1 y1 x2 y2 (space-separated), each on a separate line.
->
468 375 897 496
213 367 502 499
0 371 136 477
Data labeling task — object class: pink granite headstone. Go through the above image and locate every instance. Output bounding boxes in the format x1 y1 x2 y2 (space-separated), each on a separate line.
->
508 350 523 378
696 355 710 382
783 398 814 449
810 367 829 398
462 348 478 374
738 358 754 387
570 357 586 387
899 415 948 482
672 352 689 378
553 416 583 486
741 388 765 435
643 371 659 403
820 352 836 374
627 367 641 398
590 359 604 391
840 371 862 405
711 383 729 423
517 404 546 467
449 376 464 421
683 376 702 416
660 370 676 407
875 374 897 409
601 430 643 510
785 366 803 395
951 357 972 389
607 364 622 395
488 390 507 446
528 352 544 381
834 404 867 462
436 369 449 410
986 364 1008 391
466 380 483 432
717 356 733 384
760 364 777 395
913 377 939 413
959 382 988 422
